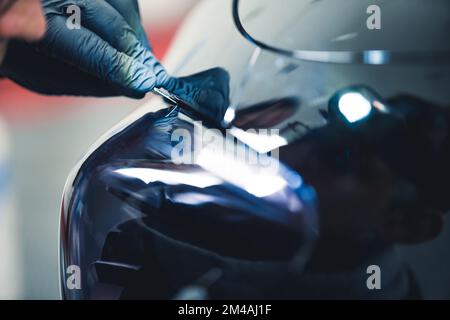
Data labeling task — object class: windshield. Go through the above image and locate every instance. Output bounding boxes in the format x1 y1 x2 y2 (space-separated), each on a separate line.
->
163 0 450 145
235 0 450 57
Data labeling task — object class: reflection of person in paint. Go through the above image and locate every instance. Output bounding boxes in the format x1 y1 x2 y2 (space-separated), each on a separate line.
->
277 95 450 298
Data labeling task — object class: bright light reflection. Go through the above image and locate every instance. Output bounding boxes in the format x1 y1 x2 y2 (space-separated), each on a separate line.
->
172 193 218 205
223 108 236 124
114 168 222 189
196 149 287 198
338 92 372 123
230 128 288 154
364 50 389 65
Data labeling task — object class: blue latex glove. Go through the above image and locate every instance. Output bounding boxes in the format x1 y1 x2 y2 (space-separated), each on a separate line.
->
0 0 167 98
161 68 231 122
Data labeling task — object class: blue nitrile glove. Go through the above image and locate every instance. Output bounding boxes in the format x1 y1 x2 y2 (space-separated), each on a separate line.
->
161 67 231 122
104 0 151 51
0 0 166 98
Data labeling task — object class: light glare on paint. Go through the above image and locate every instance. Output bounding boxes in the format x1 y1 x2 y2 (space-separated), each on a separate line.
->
338 92 372 123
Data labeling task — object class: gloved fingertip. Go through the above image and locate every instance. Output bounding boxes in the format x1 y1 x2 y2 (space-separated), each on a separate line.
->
139 69 158 92
158 76 179 92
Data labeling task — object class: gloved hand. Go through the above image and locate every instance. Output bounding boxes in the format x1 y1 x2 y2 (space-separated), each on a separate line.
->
161 67 231 122
0 0 168 98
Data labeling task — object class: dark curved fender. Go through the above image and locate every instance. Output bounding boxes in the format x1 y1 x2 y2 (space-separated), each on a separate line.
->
59 105 318 300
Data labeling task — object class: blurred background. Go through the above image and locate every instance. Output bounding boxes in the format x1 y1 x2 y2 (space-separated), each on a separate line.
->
0 0 199 299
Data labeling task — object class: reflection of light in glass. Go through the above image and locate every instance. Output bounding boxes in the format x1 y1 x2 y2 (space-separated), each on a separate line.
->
223 108 236 124
196 149 287 197
230 128 288 153
364 50 390 65
284 170 303 189
114 168 222 188
373 100 388 113
172 193 218 205
338 92 372 123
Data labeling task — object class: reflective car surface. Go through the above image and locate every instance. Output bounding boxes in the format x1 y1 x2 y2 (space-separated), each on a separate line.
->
60 0 450 299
